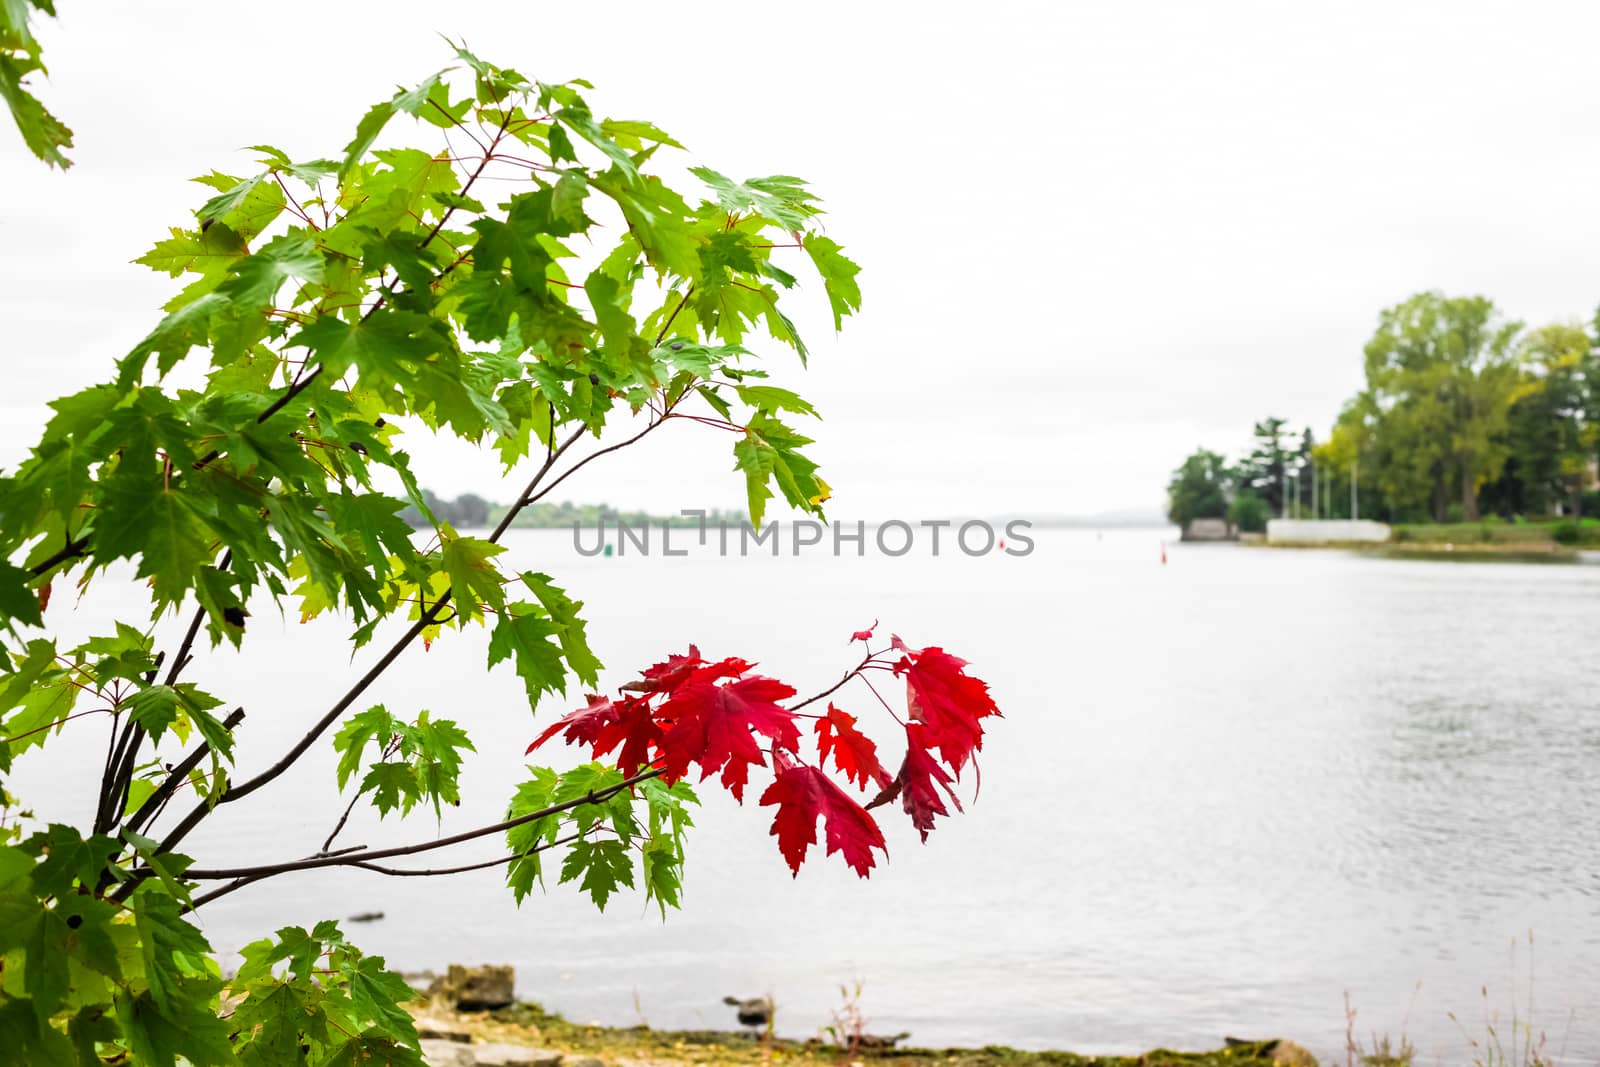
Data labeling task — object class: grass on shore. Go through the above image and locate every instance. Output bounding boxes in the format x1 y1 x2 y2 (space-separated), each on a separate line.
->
1391 517 1600 549
437 1000 1312 1067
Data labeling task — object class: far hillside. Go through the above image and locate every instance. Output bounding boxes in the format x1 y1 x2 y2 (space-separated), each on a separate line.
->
399 490 744 530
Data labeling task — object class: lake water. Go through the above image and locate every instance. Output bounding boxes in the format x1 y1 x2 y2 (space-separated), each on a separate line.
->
11 528 1600 1063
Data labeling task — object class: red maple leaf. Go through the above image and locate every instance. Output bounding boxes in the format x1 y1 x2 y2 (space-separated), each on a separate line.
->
760 753 887 877
621 645 704 694
849 619 877 643
657 672 800 801
870 724 963 842
815 705 889 791
526 694 662 774
895 644 999 777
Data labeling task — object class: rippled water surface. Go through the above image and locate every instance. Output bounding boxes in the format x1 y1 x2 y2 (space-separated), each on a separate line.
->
15 529 1600 1062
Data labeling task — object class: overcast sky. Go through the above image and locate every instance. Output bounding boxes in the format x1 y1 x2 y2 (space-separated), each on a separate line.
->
5 1 1600 519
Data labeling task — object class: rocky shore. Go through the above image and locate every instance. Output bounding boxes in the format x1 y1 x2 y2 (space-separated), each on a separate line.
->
408 966 1320 1067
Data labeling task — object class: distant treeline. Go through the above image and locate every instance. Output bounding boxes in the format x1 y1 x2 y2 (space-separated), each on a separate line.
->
1169 291 1600 530
400 490 745 529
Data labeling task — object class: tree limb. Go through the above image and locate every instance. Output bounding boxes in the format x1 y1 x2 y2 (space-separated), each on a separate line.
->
180 770 656 886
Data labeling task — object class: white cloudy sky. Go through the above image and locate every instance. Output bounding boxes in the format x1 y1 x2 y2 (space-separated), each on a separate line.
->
5 1 1600 519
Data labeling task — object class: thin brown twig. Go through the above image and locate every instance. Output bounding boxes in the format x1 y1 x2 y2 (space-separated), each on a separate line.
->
182 769 657 883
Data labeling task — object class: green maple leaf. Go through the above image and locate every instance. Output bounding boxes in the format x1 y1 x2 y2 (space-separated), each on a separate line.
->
235 924 326 985
559 837 635 911
0 0 74 170
21 906 70 1018
324 492 419 573
0 559 41 629
359 761 419 817
95 480 214 609
640 835 684 915
734 411 825 525
591 171 698 278
518 572 602 687
733 434 777 526
803 234 862 329
231 980 330 1066
22 443 88 528
505 767 559 903
341 69 449 177
552 105 636 178
552 763 635 837
247 144 340 185
407 711 475 816
132 891 214 1011
487 606 567 704
193 170 284 233
21 823 119 898
134 221 249 279
600 118 684 151
585 271 652 383
324 1036 425 1067
116 980 236 1067
5 675 77 759
342 954 420 1048
290 307 454 389
120 291 228 383
220 230 325 307
440 532 507 622
640 778 697 916
0 998 75 1063
127 686 181 742
736 383 818 418
691 167 820 230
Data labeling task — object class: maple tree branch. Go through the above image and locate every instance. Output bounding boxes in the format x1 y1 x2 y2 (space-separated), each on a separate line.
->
185 829 586 913
27 534 90 577
100 706 123 791
523 422 666 507
123 707 245 839
255 365 325 425
100 553 230 836
788 652 877 714
191 368 328 474
341 833 583 877
320 792 364 855
653 286 695 346
180 771 655 886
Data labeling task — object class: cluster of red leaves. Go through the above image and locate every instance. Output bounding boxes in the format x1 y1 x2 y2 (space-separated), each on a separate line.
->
526 626 1000 878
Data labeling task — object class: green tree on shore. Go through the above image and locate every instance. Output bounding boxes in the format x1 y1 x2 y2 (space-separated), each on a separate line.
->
1494 324 1591 515
1233 417 1291 515
1226 491 1268 533
1166 449 1230 528
1361 292 1524 521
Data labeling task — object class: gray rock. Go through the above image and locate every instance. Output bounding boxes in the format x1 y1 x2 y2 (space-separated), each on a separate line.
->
429 963 517 1011
414 1014 474 1042
471 1042 563 1067
1269 1041 1319 1067
420 1038 476 1067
